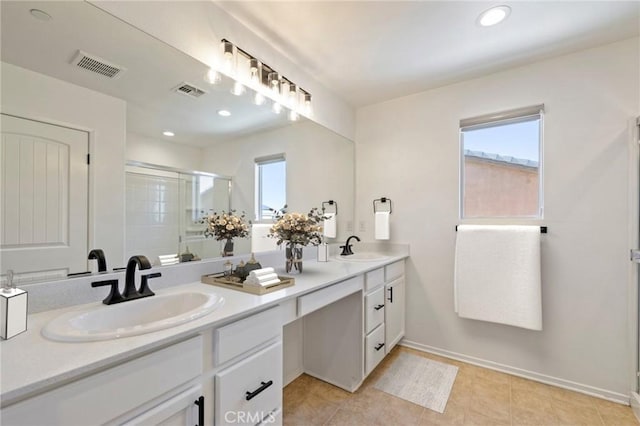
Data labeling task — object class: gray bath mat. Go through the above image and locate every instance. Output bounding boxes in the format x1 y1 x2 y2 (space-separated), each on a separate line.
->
373 352 458 413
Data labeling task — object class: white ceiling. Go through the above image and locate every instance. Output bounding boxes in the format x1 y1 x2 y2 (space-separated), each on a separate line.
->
216 1 640 107
0 1 298 147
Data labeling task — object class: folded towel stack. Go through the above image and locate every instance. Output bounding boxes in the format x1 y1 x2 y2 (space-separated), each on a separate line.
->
244 267 281 288
158 254 179 266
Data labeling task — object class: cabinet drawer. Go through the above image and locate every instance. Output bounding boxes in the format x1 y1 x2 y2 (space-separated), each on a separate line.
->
365 286 385 334
215 306 281 365
365 324 386 375
385 261 404 282
297 275 363 316
3 336 203 426
365 268 385 292
215 342 283 426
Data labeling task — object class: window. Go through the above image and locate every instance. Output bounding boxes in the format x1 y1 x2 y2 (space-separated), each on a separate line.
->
256 155 286 220
460 105 543 218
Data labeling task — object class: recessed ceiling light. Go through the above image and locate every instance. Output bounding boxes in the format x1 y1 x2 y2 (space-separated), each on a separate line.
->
477 5 511 27
162 131 175 137
218 110 231 117
30 8 52 21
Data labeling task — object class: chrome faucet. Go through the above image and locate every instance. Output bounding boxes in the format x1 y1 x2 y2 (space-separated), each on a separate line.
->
340 235 361 256
88 249 107 272
91 255 160 305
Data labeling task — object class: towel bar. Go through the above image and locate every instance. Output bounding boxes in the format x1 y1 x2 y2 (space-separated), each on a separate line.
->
455 225 547 233
373 197 392 214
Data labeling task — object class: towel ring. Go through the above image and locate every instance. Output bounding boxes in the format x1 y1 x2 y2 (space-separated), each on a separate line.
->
373 197 392 214
322 200 338 215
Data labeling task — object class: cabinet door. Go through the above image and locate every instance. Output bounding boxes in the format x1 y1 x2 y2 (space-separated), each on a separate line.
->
121 386 203 426
385 276 405 351
215 342 282 426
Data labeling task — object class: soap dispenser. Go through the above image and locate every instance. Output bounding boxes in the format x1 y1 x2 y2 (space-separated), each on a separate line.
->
1 270 28 340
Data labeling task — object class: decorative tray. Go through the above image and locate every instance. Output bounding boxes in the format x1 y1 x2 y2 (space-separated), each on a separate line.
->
201 273 295 295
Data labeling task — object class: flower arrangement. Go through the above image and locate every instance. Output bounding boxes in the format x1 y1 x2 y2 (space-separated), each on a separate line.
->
202 210 250 241
269 206 325 246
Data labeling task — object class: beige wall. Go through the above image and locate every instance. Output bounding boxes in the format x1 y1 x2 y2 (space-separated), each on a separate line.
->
464 158 539 217
355 38 639 399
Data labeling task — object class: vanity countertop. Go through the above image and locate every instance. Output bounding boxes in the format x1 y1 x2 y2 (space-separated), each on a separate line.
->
0 252 408 407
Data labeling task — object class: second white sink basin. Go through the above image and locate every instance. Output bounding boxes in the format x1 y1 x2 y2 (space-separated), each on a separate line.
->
334 252 390 262
42 291 224 342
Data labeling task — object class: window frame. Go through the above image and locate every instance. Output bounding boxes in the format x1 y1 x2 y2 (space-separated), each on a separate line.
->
255 154 286 222
459 105 544 219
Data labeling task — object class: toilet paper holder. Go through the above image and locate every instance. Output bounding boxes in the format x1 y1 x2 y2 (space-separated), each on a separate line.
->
373 197 392 214
322 200 338 215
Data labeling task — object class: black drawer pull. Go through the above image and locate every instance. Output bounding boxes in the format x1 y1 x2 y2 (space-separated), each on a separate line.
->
375 343 385 351
194 396 204 426
245 380 273 401
388 286 393 303
374 304 385 311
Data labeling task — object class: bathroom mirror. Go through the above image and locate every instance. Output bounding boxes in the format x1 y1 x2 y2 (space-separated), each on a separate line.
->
0 1 354 281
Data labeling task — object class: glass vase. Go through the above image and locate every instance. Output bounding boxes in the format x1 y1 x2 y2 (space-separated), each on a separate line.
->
285 242 303 274
222 238 234 257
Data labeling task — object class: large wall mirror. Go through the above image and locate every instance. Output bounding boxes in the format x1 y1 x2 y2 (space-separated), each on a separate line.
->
0 1 354 282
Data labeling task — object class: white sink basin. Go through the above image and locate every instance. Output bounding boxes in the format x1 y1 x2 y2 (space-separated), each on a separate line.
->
42 291 224 342
334 252 390 262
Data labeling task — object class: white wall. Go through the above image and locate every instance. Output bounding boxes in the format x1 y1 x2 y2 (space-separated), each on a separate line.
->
202 120 355 255
1 62 127 266
355 38 639 398
127 133 204 172
90 0 355 141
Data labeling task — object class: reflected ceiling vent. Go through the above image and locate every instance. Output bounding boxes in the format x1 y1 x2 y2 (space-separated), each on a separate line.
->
70 50 125 79
173 82 207 98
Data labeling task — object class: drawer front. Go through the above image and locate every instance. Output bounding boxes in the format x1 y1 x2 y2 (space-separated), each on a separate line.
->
297 275 363 317
215 342 283 426
3 336 203 426
258 408 282 426
365 268 385 292
385 261 404 282
215 306 281 365
365 286 385 334
365 324 386 376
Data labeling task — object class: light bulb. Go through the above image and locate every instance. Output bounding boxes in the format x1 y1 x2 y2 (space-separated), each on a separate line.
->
272 102 282 114
254 92 265 106
477 5 511 27
221 40 235 74
288 84 298 107
249 58 260 85
231 81 245 96
303 92 312 115
205 68 221 85
268 72 280 94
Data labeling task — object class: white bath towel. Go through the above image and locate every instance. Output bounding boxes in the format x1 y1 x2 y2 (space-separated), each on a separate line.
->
375 211 390 240
454 225 542 331
323 213 337 238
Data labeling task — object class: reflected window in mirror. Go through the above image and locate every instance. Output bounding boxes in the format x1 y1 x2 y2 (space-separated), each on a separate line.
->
256 155 286 221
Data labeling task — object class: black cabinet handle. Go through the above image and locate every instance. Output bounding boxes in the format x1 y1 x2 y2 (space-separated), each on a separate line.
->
375 343 385 351
194 396 204 426
245 380 273 401
374 304 384 311
388 286 393 303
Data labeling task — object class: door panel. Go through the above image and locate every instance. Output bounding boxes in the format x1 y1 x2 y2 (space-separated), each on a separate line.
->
1 114 89 280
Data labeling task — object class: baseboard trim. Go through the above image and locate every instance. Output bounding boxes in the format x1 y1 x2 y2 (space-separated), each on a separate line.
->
631 392 640 421
400 339 629 405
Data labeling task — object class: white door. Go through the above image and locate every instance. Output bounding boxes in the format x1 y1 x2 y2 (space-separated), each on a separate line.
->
1 114 89 281
633 117 640 392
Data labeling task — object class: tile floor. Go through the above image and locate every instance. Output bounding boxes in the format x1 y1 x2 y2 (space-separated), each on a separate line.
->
283 346 639 426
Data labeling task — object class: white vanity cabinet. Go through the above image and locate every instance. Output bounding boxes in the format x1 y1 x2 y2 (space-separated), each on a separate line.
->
384 261 406 352
2 336 205 426
212 306 283 426
363 260 406 375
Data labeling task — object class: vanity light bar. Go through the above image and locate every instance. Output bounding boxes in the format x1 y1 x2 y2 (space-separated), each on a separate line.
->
218 39 311 114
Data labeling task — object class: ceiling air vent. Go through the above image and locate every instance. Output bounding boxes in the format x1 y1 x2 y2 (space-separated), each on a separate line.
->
70 50 125 79
173 82 207 98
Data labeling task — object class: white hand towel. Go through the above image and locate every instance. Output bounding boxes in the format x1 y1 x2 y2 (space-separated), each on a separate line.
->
454 225 542 331
375 211 390 240
323 213 337 238
249 267 275 278
251 224 279 253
